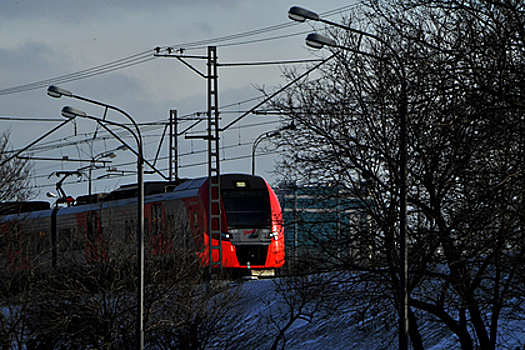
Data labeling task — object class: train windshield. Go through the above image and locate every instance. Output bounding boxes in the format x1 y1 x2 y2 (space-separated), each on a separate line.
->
221 189 271 228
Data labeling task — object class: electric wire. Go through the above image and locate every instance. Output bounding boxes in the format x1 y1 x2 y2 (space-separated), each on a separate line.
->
164 4 359 51
4 4 360 193
31 143 286 192
0 52 154 96
0 116 64 122
28 117 283 185
0 4 359 96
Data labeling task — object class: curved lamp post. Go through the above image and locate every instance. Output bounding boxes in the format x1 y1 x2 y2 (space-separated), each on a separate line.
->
50 85 146 350
78 144 127 197
251 123 296 175
48 85 167 178
289 8 409 350
252 131 280 176
79 149 119 197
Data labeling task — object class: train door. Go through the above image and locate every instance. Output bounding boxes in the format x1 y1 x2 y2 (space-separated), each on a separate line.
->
26 217 52 270
147 202 166 255
2 221 27 271
57 215 85 266
75 211 106 263
165 199 195 252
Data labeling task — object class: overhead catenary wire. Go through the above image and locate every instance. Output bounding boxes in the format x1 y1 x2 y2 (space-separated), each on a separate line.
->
30 142 286 190
30 142 283 183
0 4 359 96
0 116 64 122
27 117 283 179
3 3 360 193
6 112 281 154
4 91 282 156
164 3 359 51
23 114 285 190
0 52 154 96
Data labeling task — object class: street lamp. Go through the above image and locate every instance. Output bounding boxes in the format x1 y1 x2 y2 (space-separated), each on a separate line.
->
289 8 409 350
288 6 319 22
79 146 126 197
251 123 296 175
252 131 280 176
88 151 115 197
49 88 146 350
305 33 336 49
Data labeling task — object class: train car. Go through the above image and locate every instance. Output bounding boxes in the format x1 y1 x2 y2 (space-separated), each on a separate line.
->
0 174 284 277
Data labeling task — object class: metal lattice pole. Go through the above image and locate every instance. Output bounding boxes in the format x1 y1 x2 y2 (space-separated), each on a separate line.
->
207 46 222 273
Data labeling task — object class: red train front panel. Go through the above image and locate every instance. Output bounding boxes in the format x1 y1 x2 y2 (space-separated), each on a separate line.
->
194 174 285 270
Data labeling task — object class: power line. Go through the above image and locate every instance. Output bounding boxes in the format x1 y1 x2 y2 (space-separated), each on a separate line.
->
26 119 282 171
0 4 359 97
0 52 154 96
165 4 359 51
10 113 281 157
7 4 361 193
30 143 287 189
186 30 311 50
218 58 323 67
0 116 64 122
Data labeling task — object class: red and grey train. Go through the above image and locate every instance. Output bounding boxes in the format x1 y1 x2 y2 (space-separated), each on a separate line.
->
0 174 285 276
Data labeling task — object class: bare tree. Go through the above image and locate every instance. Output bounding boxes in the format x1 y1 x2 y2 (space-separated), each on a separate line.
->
0 131 39 348
22 220 244 350
0 130 34 202
264 274 341 350
148 278 245 350
0 274 40 350
267 1 525 349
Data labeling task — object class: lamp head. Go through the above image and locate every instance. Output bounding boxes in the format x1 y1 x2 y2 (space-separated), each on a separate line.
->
104 152 117 159
288 6 319 22
305 33 336 49
47 85 73 98
267 131 281 138
61 106 87 119
280 122 296 131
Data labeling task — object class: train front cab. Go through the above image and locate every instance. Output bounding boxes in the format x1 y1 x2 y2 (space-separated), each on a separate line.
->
196 174 285 275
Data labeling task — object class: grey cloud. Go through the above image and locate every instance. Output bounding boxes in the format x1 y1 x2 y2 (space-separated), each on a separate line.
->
0 42 60 93
0 0 239 21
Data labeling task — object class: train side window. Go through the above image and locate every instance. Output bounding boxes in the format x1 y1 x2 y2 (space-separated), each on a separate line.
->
193 211 198 227
125 219 135 244
165 214 175 240
87 212 97 244
9 224 21 253
60 228 72 252
72 227 84 250
150 203 163 236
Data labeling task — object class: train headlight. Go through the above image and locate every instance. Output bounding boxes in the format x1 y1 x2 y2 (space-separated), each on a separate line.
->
268 228 279 240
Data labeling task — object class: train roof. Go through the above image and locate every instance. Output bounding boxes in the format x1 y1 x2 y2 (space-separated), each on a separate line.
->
0 174 270 217
172 174 267 192
75 180 188 205
74 174 267 205
0 201 51 215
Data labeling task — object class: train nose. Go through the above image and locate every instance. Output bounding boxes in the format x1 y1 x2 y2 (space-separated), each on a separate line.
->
228 228 272 243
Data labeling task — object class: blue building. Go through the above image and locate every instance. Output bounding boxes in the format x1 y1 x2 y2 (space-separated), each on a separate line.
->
276 183 373 273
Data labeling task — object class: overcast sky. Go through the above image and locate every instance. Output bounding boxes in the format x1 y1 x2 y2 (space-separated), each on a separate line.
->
0 0 356 201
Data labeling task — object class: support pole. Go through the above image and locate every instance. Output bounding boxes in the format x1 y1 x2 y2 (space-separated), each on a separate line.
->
207 46 222 273
169 110 178 182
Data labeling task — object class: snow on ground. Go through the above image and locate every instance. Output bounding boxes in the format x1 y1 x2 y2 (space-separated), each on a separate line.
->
208 276 525 350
